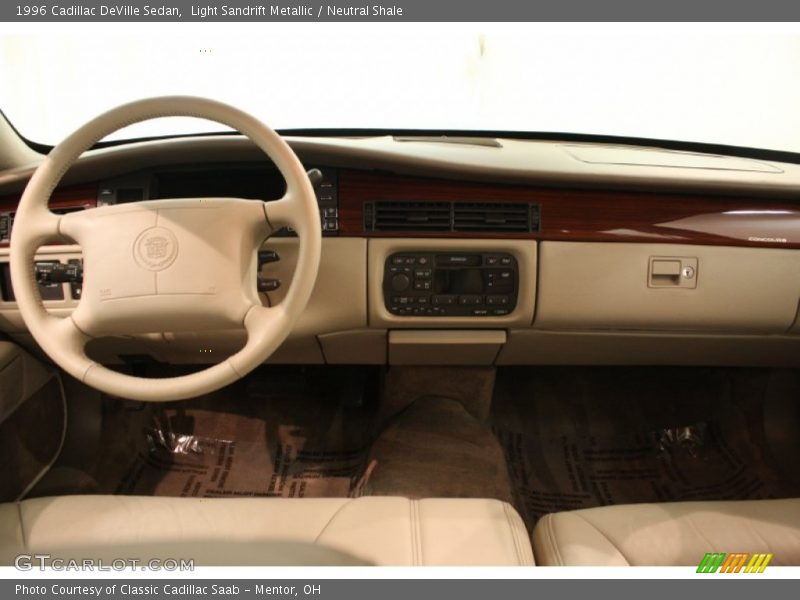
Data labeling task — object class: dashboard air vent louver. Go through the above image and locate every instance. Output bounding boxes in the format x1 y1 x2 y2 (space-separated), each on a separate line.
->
453 203 536 233
364 201 540 233
0 212 15 242
366 201 451 232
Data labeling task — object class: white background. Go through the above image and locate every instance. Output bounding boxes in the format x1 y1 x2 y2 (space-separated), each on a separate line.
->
1 23 800 152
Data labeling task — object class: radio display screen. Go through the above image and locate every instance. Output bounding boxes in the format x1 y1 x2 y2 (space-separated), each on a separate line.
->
434 268 484 295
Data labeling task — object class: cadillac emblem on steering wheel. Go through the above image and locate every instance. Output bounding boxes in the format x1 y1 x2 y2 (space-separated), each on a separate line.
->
133 226 179 271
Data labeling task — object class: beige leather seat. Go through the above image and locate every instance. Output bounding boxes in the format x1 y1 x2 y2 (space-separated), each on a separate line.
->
534 498 800 566
0 495 534 566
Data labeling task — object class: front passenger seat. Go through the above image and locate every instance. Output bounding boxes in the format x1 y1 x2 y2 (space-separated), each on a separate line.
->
533 498 800 566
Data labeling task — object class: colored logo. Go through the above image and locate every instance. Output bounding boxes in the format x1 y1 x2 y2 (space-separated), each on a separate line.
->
697 552 773 573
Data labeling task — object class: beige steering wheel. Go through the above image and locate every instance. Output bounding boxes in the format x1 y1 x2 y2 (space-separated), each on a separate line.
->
10 97 321 401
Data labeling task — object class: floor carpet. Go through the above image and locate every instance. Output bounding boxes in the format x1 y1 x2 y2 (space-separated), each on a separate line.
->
31 367 375 499
491 367 800 533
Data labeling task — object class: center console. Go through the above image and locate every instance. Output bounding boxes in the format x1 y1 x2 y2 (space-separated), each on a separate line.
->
383 251 519 317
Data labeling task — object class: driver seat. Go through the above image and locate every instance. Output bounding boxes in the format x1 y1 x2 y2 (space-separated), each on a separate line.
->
0 495 534 566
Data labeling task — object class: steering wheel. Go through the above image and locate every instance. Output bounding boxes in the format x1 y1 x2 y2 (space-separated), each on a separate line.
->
10 97 321 402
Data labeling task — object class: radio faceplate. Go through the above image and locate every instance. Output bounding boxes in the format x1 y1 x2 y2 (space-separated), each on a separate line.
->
383 252 519 317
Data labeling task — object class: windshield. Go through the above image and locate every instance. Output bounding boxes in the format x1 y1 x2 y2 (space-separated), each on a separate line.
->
2 25 800 152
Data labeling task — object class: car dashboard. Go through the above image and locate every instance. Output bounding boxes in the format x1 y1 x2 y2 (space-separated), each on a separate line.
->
2 134 800 369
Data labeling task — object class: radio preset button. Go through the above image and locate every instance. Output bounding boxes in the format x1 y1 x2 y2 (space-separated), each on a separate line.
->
433 295 457 305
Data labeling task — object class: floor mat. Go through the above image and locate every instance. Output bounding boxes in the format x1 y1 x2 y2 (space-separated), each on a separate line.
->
35 367 375 499
115 413 365 498
492 367 800 532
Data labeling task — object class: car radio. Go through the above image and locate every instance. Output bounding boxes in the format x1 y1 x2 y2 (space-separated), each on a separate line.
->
383 252 519 317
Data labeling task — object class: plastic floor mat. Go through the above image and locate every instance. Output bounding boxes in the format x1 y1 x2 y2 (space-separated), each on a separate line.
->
114 417 365 498
492 367 800 532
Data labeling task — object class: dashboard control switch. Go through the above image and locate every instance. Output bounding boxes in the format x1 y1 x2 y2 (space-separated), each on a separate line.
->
306 168 324 186
391 273 411 292
258 250 280 266
257 277 281 292
67 259 84 300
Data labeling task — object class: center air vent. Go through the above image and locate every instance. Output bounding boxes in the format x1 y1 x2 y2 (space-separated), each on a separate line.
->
454 202 536 232
367 201 451 231
364 201 539 233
